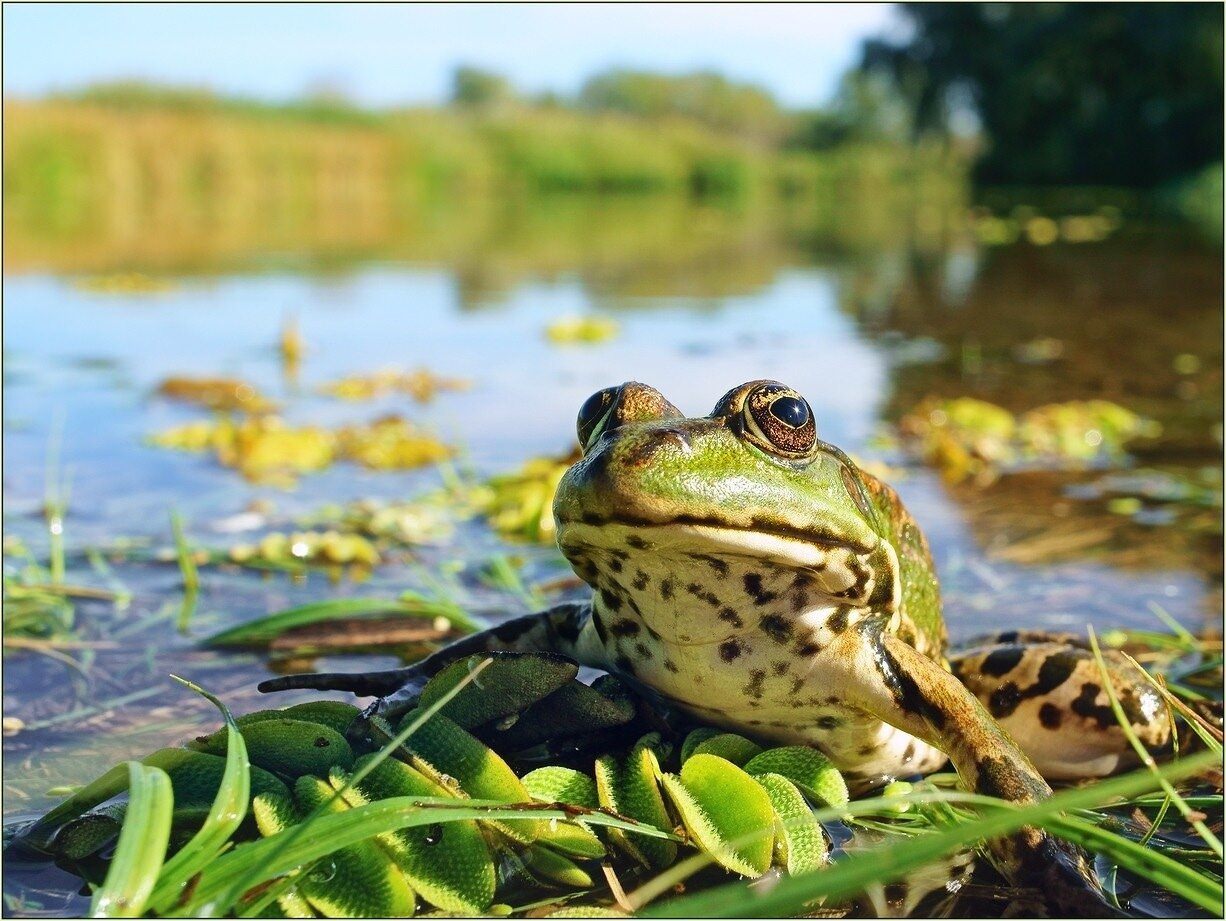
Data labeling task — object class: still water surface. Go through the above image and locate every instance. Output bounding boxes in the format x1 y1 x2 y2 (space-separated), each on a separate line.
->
2 199 1221 912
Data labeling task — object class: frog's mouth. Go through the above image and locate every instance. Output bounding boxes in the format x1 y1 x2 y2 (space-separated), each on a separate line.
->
557 519 896 613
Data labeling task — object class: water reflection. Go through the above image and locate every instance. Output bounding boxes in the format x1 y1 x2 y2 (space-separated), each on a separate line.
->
3 195 1220 830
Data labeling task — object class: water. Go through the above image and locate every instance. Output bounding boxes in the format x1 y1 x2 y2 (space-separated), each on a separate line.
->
2 198 1221 911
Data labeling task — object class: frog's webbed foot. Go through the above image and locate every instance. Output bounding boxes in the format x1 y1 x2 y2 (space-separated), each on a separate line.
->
1009 829 1126 918
257 667 419 698
260 604 598 739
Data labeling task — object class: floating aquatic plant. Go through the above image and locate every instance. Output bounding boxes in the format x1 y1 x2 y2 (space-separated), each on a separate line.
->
545 316 620 345
479 448 581 542
147 415 453 485
898 397 1161 484
319 368 471 403
16 631 1221 918
155 376 276 414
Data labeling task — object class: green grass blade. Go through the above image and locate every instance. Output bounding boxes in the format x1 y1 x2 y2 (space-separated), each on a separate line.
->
89 762 174 918
1045 813 1223 912
148 678 251 913
188 799 672 911
186 656 497 914
170 510 199 632
205 596 479 647
1088 628 1223 858
643 750 1218 917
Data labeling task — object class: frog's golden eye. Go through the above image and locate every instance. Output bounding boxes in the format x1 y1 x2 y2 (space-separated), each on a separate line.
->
577 386 619 450
742 383 817 457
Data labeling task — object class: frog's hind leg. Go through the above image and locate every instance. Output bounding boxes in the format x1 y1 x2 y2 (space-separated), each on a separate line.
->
825 622 1117 915
258 602 597 722
949 639 1171 779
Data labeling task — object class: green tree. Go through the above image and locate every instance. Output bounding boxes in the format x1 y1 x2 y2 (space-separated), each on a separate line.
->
451 66 515 109
861 3 1223 186
578 69 786 142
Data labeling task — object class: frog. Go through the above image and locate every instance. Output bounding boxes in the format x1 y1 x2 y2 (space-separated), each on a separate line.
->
264 380 1171 914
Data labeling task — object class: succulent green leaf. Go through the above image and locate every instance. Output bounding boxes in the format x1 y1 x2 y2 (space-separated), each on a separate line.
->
291 776 417 917
517 843 595 889
522 767 605 858
743 747 848 808
688 734 764 767
594 734 677 869
680 728 722 763
754 773 828 875
196 719 354 779
333 757 496 914
662 754 775 878
396 708 542 842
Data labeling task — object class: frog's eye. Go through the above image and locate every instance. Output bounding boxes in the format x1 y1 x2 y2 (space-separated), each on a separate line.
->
742 384 817 457
577 386 619 450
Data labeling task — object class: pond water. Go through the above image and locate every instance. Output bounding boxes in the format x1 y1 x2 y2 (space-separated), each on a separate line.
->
2 197 1221 914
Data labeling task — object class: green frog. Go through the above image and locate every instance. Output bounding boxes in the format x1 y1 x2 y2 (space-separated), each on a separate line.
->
265 380 1170 913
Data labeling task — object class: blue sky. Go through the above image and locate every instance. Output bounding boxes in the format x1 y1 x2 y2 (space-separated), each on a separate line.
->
3 3 899 109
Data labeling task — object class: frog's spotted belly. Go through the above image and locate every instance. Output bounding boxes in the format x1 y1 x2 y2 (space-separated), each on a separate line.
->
646 654 949 779
570 522 947 778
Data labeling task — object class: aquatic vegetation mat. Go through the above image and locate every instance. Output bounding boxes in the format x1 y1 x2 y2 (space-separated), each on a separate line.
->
545 315 620 345
898 397 1162 484
10 629 1222 918
318 367 471 402
155 376 277 414
147 414 454 485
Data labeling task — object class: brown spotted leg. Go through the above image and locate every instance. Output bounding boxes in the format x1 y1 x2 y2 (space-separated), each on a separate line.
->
258 602 598 723
825 622 1118 916
950 637 1172 779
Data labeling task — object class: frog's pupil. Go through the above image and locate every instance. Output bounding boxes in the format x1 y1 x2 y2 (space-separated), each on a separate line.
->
769 396 809 429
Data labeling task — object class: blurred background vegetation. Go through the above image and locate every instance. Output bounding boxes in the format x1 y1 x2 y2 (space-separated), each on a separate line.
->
5 2 1220 274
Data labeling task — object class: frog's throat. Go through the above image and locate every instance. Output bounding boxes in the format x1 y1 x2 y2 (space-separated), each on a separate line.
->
556 519 900 612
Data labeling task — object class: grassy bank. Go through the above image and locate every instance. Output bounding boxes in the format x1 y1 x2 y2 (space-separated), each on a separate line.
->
3 97 968 273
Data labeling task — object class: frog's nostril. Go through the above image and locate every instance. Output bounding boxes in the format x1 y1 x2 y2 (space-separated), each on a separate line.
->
655 427 691 450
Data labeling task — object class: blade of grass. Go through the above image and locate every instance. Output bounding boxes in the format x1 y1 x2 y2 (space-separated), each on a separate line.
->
1088 627 1222 858
205 595 480 648
189 656 495 914
89 762 174 918
1145 602 1198 648
170 510 199 632
1045 812 1222 912
148 678 251 913
190 799 676 912
640 750 1219 917
44 413 70 586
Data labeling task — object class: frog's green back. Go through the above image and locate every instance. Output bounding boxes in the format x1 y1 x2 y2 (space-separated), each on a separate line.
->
857 468 945 656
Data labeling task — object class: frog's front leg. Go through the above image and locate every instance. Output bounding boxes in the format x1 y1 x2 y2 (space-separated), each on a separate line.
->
258 602 602 723
827 623 1115 916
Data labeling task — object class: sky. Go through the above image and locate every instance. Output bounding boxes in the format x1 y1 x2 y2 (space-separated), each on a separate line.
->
3 3 900 109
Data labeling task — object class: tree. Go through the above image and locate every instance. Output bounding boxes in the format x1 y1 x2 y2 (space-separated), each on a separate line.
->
861 3 1223 186
578 69 786 142
451 66 515 109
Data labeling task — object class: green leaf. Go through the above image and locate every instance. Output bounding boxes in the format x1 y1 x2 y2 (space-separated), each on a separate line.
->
149 678 252 913
642 750 1221 918
89 762 174 918
661 754 775 878
205 597 480 648
1046 813 1221 913
754 773 827 876
187 799 675 911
